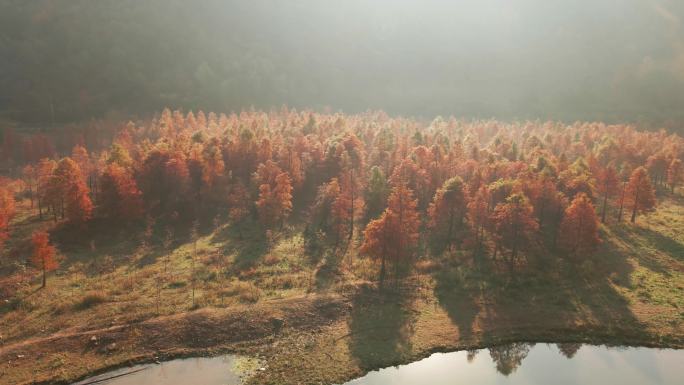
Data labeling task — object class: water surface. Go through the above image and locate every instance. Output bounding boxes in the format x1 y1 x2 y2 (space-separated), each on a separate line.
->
343 343 682 385
73 355 243 385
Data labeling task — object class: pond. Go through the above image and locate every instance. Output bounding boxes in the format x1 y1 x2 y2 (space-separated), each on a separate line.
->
71 344 682 385
72 355 246 385
343 343 683 385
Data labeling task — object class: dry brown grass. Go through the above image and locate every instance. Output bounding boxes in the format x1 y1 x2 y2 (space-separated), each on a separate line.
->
0 196 682 385
222 280 262 303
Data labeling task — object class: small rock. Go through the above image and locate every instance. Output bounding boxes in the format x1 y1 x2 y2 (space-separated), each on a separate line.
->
16 355 24 359
259 367 266 371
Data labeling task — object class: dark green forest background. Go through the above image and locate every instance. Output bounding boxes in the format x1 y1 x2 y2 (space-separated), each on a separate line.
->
1 0 683 132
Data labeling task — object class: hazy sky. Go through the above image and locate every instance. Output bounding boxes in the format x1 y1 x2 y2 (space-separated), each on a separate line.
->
1 0 683 129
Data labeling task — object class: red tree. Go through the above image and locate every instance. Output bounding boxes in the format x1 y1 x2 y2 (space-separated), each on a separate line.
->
559 193 600 258
467 185 490 254
36 158 57 219
54 158 93 224
626 167 656 223
31 231 58 288
667 159 682 193
491 193 538 265
428 176 468 250
256 172 293 228
0 186 16 249
596 165 619 223
22 165 38 208
360 184 420 286
98 163 144 221
333 169 364 245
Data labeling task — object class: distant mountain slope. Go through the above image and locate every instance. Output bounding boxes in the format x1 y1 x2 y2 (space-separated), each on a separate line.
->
1 0 683 132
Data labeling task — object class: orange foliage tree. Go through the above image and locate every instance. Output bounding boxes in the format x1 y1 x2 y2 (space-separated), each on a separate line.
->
54 158 93 224
98 163 143 221
491 193 538 265
626 167 656 223
31 231 58 288
0 186 16 249
256 171 293 228
428 176 468 250
596 165 619 223
467 185 490 254
360 184 420 286
668 159 682 193
559 193 600 258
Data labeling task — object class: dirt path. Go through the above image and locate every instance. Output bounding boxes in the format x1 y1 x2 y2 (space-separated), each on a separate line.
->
0 294 349 385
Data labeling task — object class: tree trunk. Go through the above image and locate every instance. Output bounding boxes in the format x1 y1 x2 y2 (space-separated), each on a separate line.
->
41 260 46 288
617 181 627 222
447 204 455 250
630 190 639 223
601 191 608 223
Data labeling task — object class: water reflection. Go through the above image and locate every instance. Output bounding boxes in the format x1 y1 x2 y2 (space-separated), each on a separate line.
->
72 355 243 385
488 342 533 375
556 342 582 359
344 343 683 385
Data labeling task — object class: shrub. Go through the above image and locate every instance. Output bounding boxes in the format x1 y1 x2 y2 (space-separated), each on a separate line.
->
74 291 107 310
167 280 187 289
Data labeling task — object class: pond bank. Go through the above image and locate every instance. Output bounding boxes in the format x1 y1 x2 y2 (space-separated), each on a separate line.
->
1 283 682 385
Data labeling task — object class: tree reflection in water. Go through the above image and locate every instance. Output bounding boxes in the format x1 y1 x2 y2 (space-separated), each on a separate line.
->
466 349 479 363
557 343 582 359
488 343 534 375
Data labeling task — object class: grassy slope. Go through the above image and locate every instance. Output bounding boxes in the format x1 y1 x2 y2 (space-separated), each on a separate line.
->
0 195 682 385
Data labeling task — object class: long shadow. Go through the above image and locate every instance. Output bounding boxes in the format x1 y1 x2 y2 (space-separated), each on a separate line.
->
314 250 343 292
561 237 643 330
210 218 268 272
633 226 684 263
607 224 682 279
433 266 480 340
49 212 215 275
347 285 417 370
50 218 145 272
435 241 643 342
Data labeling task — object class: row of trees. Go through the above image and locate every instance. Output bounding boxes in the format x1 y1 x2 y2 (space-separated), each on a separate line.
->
2 108 683 287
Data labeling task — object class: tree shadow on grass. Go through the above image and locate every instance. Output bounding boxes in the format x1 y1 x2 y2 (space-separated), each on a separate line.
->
606 224 682 279
210 218 268 272
433 265 481 340
50 214 212 275
559 239 643 330
50 219 145 269
632 226 684 263
433 244 643 341
347 285 417 370
313 251 343 292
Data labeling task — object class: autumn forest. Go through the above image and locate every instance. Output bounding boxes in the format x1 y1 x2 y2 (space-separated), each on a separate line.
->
1 2 684 384
1 108 684 383
1 109 679 284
